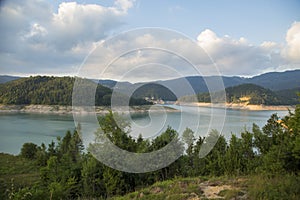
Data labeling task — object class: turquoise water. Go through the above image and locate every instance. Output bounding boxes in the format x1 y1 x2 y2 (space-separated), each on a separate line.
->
0 107 289 155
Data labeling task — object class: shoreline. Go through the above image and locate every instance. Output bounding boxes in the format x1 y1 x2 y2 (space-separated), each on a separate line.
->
0 103 295 114
177 102 295 111
0 104 179 114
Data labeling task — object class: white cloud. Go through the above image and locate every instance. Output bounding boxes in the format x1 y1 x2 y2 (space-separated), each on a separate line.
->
114 0 135 12
77 29 218 82
260 41 278 49
0 0 134 74
282 22 300 62
196 27 300 76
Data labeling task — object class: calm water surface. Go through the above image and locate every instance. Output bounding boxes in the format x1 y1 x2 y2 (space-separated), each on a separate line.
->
0 106 289 154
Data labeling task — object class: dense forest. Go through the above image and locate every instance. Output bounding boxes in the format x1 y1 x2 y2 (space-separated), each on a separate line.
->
1 103 300 199
131 83 177 101
180 83 299 105
0 76 151 106
225 83 281 105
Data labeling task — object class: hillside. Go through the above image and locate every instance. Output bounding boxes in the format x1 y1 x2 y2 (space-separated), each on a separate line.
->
275 87 300 105
131 83 177 101
180 83 298 105
225 84 281 105
0 76 150 106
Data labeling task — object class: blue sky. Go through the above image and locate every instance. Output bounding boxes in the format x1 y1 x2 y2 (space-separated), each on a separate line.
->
124 0 300 44
51 0 300 44
0 0 299 81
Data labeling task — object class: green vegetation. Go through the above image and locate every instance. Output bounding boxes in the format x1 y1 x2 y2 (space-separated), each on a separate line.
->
226 83 281 105
0 76 151 106
180 83 299 105
132 83 177 101
1 104 300 199
276 87 300 105
0 153 40 200
111 176 248 200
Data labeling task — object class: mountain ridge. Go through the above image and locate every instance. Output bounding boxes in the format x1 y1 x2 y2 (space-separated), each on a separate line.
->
1 70 299 105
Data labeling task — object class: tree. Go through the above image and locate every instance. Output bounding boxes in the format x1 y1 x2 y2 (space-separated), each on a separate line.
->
240 130 255 173
254 105 300 174
35 143 48 166
202 130 227 176
20 143 38 159
224 134 242 175
182 128 195 156
81 155 106 198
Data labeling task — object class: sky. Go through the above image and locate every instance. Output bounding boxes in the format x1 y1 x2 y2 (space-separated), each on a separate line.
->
0 0 300 82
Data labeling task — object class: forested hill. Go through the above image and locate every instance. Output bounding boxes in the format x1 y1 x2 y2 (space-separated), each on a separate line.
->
225 84 282 105
181 83 299 105
0 76 150 106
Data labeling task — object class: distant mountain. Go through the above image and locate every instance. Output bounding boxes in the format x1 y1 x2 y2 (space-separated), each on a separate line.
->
0 76 150 106
248 70 300 91
0 75 20 84
107 70 300 100
97 79 117 88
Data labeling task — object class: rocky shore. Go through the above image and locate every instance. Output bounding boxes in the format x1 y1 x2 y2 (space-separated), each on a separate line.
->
177 102 294 111
0 104 179 114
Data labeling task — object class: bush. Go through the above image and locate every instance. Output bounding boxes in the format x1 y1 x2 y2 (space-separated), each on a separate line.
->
20 143 38 160
248 174 300 200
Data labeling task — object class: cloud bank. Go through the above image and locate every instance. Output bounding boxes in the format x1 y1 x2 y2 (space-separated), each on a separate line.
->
197 23 300 76
0 0 133 75
0 0 299 80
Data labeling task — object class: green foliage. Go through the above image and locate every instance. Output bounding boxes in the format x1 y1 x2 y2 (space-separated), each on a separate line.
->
275 87 300 105
254 105 300 174
0 76 74 105
131 83 177 101
20 143 38 160
0 76 151 106
182 128 195 156
203 131 227 176
111 177 247 200
81 155 106 198
226 83 281 105
180 83 298 105
0 153 39 197
248 174 300 200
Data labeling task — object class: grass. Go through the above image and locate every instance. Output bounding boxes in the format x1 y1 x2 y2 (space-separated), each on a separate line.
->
110 176 247 200
247 173 300 200
0 153 40 197
218 189 245 200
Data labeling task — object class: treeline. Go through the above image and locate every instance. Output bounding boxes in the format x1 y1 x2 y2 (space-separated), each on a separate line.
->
131 83 177 101
180 83 299 105
226 83 281 105
2 105 300 199
0 76 151 106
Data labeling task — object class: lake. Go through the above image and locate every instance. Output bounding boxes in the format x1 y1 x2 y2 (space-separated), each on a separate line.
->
0 106 290 155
